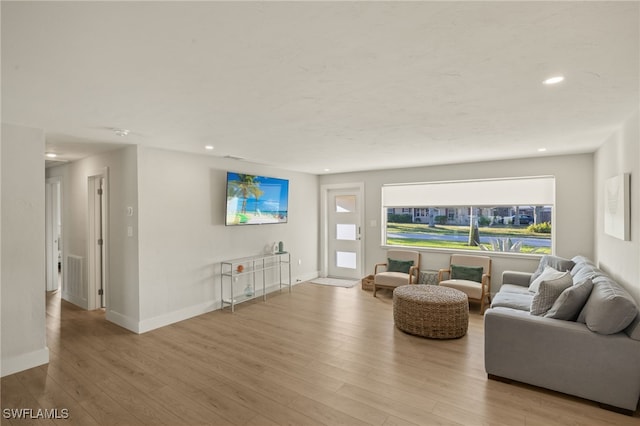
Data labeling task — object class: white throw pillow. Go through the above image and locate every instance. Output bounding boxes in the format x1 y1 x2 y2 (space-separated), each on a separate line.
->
529 266 567 293
530 270 573 316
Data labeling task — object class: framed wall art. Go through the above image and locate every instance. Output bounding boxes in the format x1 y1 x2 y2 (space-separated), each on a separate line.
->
604 173 630 241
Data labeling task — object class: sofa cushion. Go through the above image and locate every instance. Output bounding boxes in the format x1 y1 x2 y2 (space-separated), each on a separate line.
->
571 263 599 284
530 255 575 285
490 291 532 311
529 266 569 293
624 314 640 341
499 284 532 295
571 255 597 269
530 271 573 316
544 278 593 321
577 276 639 334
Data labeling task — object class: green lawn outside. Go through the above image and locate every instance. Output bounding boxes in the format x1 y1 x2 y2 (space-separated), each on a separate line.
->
386 223 551 254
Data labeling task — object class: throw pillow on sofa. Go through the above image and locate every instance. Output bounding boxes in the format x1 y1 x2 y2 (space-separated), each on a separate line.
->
577 276 639 334
530 270 573 316
529 266 570 293
529 255 575 286
544 278 593 321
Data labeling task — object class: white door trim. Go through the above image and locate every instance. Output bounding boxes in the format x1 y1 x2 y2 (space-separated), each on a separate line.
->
87 168 109 310
45 176 62 291
320 182 365 279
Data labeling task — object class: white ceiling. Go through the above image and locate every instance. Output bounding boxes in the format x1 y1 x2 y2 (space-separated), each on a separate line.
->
2 1 639 174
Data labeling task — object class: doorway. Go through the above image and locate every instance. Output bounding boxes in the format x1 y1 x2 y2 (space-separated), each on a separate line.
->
45 177 62 291
321 183 364 280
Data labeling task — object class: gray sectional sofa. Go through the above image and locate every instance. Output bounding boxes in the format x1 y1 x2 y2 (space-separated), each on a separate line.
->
484 255 640 413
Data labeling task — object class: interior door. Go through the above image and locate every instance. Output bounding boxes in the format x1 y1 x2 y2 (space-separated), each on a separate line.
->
326 187 363 280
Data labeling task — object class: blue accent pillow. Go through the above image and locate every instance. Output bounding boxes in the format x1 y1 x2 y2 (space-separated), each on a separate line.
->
450 264 483 283
387 258 414 274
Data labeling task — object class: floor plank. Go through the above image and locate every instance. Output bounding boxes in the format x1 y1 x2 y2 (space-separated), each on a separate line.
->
1 284 639 425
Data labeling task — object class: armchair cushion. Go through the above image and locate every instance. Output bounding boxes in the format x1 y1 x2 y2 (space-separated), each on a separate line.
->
387 258 414 274
374 272 412 288
450 264 483 283
439 279 484 299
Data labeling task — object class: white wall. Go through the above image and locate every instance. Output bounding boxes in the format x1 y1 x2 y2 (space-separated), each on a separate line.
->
1 123 49 377
595 109 640 303
136 147 319 332
319 153 594 293
46 146 140 331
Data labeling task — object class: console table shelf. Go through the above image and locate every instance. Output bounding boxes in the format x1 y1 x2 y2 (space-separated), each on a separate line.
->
220 252 291 312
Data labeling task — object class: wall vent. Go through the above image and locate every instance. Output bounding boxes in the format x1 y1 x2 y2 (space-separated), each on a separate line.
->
66 255 84 299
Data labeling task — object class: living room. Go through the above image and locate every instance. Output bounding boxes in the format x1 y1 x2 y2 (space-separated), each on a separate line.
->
2 1 639 424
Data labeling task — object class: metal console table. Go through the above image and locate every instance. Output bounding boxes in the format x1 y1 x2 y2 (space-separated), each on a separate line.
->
220 252 291 312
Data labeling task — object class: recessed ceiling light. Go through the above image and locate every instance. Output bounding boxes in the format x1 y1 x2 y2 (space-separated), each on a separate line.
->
538 148 547 152
205 145 214 150
543 76 564 85
113 128 130 137
324 168 331 172
45 152 58 158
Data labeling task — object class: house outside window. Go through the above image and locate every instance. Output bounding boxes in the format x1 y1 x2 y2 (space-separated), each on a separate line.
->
381 177 555 254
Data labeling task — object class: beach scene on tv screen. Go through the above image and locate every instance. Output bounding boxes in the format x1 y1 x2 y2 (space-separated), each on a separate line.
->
226 173 289 225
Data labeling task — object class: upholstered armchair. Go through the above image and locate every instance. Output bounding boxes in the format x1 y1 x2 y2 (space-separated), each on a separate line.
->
438 254 492 313
373 250 420 297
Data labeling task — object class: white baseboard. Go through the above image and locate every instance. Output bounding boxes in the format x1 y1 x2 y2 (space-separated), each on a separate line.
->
107 274 320 334
136 301 217 334
1 347 49 377
61 292 88 310
294 270 321 283
106 309 141 334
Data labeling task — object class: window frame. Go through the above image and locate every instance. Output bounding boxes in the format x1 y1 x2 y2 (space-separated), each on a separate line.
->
381 176 555 256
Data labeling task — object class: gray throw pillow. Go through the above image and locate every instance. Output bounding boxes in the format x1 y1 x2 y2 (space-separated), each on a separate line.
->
530 255 575 285
577 277 639 334
544 278 593 321
529 266 567 293
530 271 573 316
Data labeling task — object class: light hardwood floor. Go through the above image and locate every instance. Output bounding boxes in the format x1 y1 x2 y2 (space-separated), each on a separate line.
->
2 283 638 425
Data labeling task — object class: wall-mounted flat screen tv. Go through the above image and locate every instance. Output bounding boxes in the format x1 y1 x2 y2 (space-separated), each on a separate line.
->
225 172 289 226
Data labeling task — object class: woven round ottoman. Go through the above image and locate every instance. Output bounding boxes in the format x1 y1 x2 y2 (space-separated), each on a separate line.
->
393 285 469 339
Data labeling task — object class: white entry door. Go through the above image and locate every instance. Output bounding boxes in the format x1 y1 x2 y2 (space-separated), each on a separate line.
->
325 186 364 280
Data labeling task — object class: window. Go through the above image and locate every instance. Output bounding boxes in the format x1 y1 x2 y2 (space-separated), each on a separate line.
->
381 177 554 254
